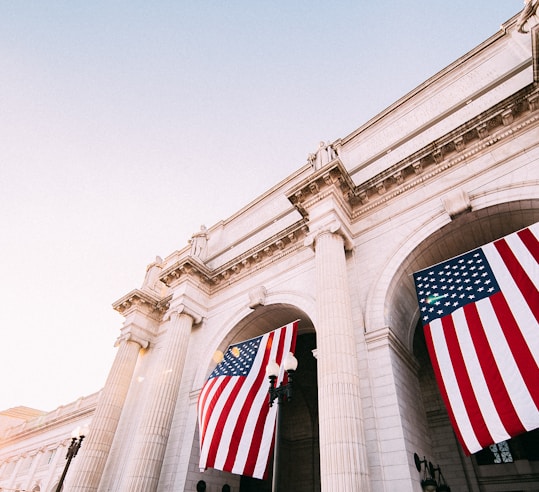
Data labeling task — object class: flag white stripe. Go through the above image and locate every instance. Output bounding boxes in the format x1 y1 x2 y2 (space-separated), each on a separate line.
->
231 328 283 474
199 376 238 466
475 298 539 430
452 308 510 444
483 242 539 367
228 331 274 474
429 318 481 452
504 230 539 291
199 377 222 458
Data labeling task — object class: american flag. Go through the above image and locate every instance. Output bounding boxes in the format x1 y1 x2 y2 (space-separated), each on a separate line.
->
413 223 539 455
198 321 297 479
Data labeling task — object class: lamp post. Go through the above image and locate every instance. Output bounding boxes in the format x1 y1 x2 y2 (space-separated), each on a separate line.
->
413 453 451 492
55 425 89 492
266 352 298 492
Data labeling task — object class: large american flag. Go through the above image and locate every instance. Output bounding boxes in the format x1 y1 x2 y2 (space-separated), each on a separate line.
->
413 223 539 455
198 321 298 479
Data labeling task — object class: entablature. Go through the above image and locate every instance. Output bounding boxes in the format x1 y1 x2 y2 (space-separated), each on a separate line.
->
352 84 539 215
159 220 310 292
286 160 358 215
287 84 538 219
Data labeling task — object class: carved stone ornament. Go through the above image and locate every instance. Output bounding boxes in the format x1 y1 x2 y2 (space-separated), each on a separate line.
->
248 285 268 309
115 325 151 349
165 303 203 325
441 188 471 219
304 218 353 251
516 0 538 34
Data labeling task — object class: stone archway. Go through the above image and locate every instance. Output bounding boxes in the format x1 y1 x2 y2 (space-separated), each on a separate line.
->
394 202 539 491
386 200 539 348
193 304 320 492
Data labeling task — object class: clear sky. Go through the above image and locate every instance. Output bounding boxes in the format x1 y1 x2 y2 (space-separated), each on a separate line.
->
0 1 522 412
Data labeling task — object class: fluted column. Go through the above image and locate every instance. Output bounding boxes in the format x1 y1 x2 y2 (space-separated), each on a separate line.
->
313 225 369 491
120 305 199 491
67 333 148 492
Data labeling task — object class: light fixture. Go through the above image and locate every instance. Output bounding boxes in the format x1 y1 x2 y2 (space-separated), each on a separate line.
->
267 352 299 491
413 453 450 492
55 425 89 492
430 463 451 492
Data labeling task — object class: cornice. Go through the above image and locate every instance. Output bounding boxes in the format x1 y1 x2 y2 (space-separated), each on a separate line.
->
286 84 538 220
286 160 357 215
135 86 537 297
0 394 99 446
112 288 170 319
159 220 310 292
160 257 214 290
351 84 539 217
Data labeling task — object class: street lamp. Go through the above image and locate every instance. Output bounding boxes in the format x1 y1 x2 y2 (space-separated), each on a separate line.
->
55 425 89 492
266 352 298 492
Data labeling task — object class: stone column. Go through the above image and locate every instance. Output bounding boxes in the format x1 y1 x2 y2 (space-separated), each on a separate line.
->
120 304 200 491
67 333 148 492
312 222 369 491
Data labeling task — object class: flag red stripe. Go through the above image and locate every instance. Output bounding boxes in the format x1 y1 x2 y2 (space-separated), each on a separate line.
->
464 303 526 437
518 227 539 264
205 376 248 468
494 237 539 323
424 323 471 455
490 292 539 409
242 327 288 476
223 331 276 473
198 321 298 478
198 376 221 445
442 315 493 448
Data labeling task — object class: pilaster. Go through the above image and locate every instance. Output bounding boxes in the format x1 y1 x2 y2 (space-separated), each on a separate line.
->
66 290 161 492
288 170 370 491
119 285 205 492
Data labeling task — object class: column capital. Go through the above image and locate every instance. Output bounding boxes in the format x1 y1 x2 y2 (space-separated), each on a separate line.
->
115 322 151 349
304 216 354 251
165 303 204 325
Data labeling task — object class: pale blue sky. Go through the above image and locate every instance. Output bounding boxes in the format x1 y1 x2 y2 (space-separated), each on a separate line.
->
0 1 521 411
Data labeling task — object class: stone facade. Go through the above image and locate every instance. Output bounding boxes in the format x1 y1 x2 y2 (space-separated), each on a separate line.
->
1 11 538 492
0 395 97 492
